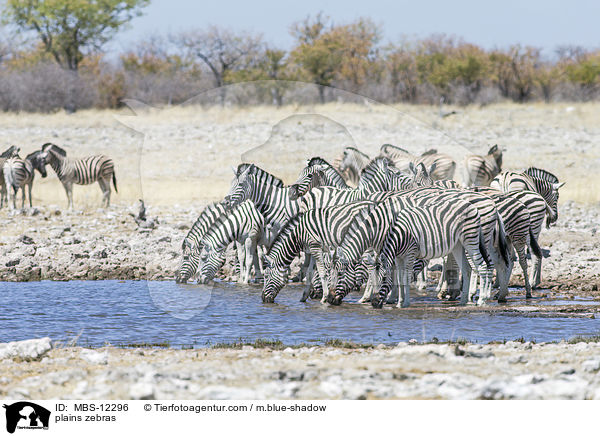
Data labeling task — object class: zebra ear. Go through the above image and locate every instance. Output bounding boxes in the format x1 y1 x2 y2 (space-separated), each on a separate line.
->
553 182 565 190
428 162 437 175
409 161 416 174
488 144 498 154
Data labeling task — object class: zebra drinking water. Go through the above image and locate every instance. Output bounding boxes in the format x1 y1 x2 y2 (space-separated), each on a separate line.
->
39 143 117 209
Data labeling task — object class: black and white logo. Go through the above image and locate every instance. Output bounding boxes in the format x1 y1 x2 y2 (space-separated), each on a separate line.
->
3 402 50 434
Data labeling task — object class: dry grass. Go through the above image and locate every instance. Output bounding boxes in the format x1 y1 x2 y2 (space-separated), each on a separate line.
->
0 102 598 209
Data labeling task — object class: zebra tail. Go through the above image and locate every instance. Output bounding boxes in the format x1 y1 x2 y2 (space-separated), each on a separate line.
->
112 171 118 193
528 227 542 259
478 227 493 268
496 212 510 266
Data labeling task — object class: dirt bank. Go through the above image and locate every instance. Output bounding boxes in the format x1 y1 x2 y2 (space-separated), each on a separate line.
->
2 338 600 400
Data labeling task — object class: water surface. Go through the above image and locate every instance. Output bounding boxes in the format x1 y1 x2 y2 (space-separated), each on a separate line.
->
1 280 598 347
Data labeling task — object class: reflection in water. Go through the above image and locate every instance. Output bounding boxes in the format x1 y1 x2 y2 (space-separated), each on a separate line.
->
0 280 598 347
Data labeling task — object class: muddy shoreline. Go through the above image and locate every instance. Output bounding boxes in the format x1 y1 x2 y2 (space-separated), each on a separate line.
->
1 338 600 399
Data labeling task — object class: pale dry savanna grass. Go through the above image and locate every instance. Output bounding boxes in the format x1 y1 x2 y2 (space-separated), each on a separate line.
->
0 102 598 209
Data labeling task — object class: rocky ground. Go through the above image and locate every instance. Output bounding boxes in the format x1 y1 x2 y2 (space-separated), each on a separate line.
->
1 337 600 400
1 200 598 298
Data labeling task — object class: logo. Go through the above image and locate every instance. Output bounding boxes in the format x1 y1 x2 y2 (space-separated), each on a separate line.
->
3 402 50 434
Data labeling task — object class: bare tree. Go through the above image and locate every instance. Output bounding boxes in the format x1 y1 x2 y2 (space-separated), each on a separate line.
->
175 26 263 104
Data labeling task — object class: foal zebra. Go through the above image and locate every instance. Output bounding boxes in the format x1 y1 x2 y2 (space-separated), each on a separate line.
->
3 151 47 209
379 144 457 181
463 145 503 187
40 143 118 209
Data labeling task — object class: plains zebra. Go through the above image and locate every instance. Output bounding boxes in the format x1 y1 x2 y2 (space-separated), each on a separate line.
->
289 156 348 200
176 202 230 283
0 146 20 208
40 143 118 208
196 200 269 284
379 144 456 180
463 145 503 187
373 202 492 308
491 168 564 227
335 146 371 186
3 151 47 209
262 201 376 303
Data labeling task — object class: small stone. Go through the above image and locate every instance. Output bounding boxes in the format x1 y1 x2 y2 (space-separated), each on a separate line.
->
129 383 155 400
79 349 108 365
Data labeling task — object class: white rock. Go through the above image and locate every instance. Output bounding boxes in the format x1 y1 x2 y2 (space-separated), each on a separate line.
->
79 349 108 365
582 360 600 373
0 337 52 360
129 383 155 400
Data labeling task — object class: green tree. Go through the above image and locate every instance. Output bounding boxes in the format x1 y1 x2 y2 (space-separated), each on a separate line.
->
4 0 149 71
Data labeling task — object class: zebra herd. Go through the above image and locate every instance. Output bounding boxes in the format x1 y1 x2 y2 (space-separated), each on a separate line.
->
0 143 117 210
176 144 565 308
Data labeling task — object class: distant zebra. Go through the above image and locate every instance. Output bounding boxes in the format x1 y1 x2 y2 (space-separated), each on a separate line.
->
374 202 492 308
196 200 270 284
3 151 47 209
40 143 118 208
176 202 230 283
335 147 371 186
379 143 456 180
262 201 376 303
463 145 503 187
0 146 20 208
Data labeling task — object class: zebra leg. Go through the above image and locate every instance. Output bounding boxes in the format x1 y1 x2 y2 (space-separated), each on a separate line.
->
358 263 376 303
397 257 413 309
27 181 32 208
300 257 316 302
309 248 331 304
242 237 256 284
515 244 533 299
452 246 472 306
61 181 73 209
98 178 110 208
495 247 511 303
235 242 245 282
416 268 427 291
531 253 542 289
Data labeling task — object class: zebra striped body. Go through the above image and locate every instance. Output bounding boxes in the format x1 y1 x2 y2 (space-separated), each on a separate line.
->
374 202 491 308
0 146 20 208
335 147 371 186
380 144 456 180
463 145 503 187
3 151 47 209
40 143 117 209
177 202 230 283
491 168 563 226
262 201 376 303
197 200 268 284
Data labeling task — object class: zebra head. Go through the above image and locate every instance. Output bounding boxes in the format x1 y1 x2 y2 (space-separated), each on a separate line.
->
410 162 435 187
175 250 200 284
289 167 326 200
224 164 254 207
547 181 565 227
261 255 286 303
0 145 19 159
488 144 503 168
26 151 47 178
198 245 224 284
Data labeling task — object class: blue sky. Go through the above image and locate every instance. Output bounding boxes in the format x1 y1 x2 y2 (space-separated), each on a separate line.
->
112 0 600 55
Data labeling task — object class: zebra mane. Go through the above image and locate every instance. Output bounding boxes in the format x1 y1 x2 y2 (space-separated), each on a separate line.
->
526 167 559 184
25 150 41 160
201 201 246 248
183 202 228 249
361 156 394 176
1 145 19 158
42 142 66 156
266 214 301 260
236 163 254 177
380 143 411 156
307 156 333 167
421 148 438 156
245 164 285 187
344 146 370 159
